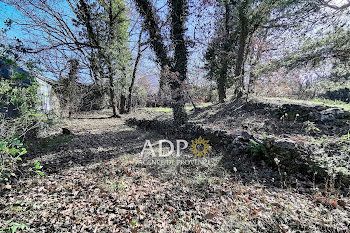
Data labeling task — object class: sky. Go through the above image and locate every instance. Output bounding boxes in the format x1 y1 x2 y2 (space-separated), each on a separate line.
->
1 2 80 82
0 0 348 86
0 2 24 38
0 0 155 82
331 0 349 6
0 0 216 84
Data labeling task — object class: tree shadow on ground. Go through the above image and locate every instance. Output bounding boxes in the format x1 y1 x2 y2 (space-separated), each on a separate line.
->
22 116 330 194
22 125 164 175
73 115 122 120
74 116 114 120
125 119 341 193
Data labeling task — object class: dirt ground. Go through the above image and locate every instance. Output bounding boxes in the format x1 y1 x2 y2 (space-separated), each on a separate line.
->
1 108 350 232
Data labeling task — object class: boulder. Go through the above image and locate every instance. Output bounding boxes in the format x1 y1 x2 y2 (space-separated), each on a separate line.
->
320 108 345 122
323 88 350 103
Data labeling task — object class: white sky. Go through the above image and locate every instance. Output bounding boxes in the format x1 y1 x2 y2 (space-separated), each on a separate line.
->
330 0 349 6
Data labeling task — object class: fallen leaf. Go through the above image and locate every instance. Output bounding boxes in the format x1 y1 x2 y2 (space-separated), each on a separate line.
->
3 184 11 190
331 200 337 208
204 212 216 220
338 199 347 207
271 203 281 208
252 208 263 215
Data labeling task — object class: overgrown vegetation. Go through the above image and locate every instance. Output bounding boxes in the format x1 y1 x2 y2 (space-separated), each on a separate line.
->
0 57 44 183
1 0 350 232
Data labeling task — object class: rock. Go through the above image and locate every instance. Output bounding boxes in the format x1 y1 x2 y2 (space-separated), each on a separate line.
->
262 138 304 171
2 184 12 190
338 199 347 207
232 131 252 141
320 108 345 122
62 128 72 135
308 111 321 121
230 146 245 156
323 88 350 103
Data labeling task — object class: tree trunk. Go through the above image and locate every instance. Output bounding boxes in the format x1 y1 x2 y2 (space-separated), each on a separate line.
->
120 94 126 114
135 0 189 125
170 0 189 126
172 102 187 126
234 0 249 99
247 28 267 97
247 46 262 96
134 0 170 69
126 29 143 113
67 59 79 118
218 72 226 103
217 1 230 103
108 63 118 118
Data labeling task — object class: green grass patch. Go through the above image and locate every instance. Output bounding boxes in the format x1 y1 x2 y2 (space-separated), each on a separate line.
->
185 102 212 110
144 102 213 113
262 97 350 111
144 107 172 112
312 98 350 111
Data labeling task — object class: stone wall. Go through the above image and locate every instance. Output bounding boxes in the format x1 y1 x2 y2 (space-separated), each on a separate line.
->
323 88 350 103
126 118 350 187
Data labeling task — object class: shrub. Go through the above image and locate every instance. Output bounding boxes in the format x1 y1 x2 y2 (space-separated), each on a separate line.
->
248 138 267 159
0 57 43 183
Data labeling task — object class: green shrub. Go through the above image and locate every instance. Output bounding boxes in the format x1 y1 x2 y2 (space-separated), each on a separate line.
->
1 220 29 233
0 57 44 183
248 139 267 158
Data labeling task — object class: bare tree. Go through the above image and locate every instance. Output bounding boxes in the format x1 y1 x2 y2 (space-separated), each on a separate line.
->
134 0 189 125
3 0 93 77
67 59 79 118
4 0 130 118
126 28 148 113
318 0 350 10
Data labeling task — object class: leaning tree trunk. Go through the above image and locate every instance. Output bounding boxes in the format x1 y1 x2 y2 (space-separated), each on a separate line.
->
126 29 144 113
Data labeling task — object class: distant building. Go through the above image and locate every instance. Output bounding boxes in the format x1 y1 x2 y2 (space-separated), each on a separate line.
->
35 75 60 113
0 58 60 117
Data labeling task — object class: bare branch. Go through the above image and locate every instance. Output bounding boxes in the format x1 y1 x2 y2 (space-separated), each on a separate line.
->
318 0 350 10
